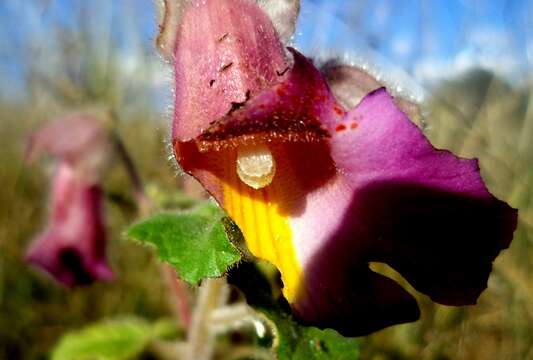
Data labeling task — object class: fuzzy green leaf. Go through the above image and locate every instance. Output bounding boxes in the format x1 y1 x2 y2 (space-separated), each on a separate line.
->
128 203 241 285
51 318 153 360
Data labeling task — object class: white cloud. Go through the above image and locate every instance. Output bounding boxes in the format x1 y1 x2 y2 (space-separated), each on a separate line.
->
466 26 510 50
391 37 412 57
414 25 529 85
414 48 522 85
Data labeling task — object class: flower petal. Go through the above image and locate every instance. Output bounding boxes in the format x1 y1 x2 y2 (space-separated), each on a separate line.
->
172 0 288 141
328 88 518 305
289 89 517 335
26 164 113 287
176 48 336 154
155 0 186 61
321 61 424 125
320 61 384 110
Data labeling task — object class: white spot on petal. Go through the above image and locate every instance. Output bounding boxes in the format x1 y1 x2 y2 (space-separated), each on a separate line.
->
236 144 276 189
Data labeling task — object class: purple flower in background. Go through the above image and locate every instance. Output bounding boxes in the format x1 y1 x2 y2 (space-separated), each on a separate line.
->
162 0 517 335
25 115 113 287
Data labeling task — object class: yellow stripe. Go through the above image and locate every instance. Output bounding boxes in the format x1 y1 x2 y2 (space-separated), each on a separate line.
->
222 156 303 302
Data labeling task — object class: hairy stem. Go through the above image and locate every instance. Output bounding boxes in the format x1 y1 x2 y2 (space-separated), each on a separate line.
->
186 278 229 360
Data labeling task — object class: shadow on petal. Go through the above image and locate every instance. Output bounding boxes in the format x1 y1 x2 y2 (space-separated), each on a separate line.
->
295 179 516 336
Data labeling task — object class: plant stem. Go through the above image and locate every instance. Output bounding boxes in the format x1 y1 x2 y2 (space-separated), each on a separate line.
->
107 108 152 216
186 278 229 360
210 304 254 333
111 131 152 216
164 266 192 330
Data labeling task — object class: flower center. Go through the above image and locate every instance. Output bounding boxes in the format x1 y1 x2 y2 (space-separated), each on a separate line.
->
236 144 276 189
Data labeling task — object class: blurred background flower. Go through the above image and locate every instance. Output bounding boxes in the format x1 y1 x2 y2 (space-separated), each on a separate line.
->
0 0 531 359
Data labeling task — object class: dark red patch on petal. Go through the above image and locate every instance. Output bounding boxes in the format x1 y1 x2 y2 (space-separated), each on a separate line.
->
177 48 341 153
335 124 346 132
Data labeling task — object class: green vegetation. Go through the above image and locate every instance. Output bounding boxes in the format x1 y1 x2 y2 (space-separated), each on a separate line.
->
128 205 241 285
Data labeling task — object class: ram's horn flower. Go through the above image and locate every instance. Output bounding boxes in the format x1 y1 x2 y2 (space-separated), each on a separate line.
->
169 0 517 336
26 115 114 287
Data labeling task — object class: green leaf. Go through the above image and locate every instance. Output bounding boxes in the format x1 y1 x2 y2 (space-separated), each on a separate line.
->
51 317 153 360
263 309 360 360
228 262 360 359
128 203 241 285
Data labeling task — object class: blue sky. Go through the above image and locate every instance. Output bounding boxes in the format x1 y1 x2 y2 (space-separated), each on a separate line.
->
297 0 532 84
0 0 531 101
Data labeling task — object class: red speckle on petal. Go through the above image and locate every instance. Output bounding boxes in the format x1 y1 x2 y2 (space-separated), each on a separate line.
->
336 124 346 132
351 122 358 130
334 106 344 116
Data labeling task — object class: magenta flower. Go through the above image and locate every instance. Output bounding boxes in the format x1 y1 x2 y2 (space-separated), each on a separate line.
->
26 115 113 287
167 0 517 335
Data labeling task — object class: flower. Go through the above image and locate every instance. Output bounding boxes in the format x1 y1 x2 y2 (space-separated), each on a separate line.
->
168 0 517 335
25 115 114 287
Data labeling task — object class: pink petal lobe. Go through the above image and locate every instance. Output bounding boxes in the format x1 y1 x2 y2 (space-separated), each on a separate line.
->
172 0 289 141
290 89 517 335
320 61 384 110
26 164 113 287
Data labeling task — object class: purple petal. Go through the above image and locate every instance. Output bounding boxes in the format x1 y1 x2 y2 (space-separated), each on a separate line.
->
26 164 113 287
332 88 517 305
291 89 517 334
